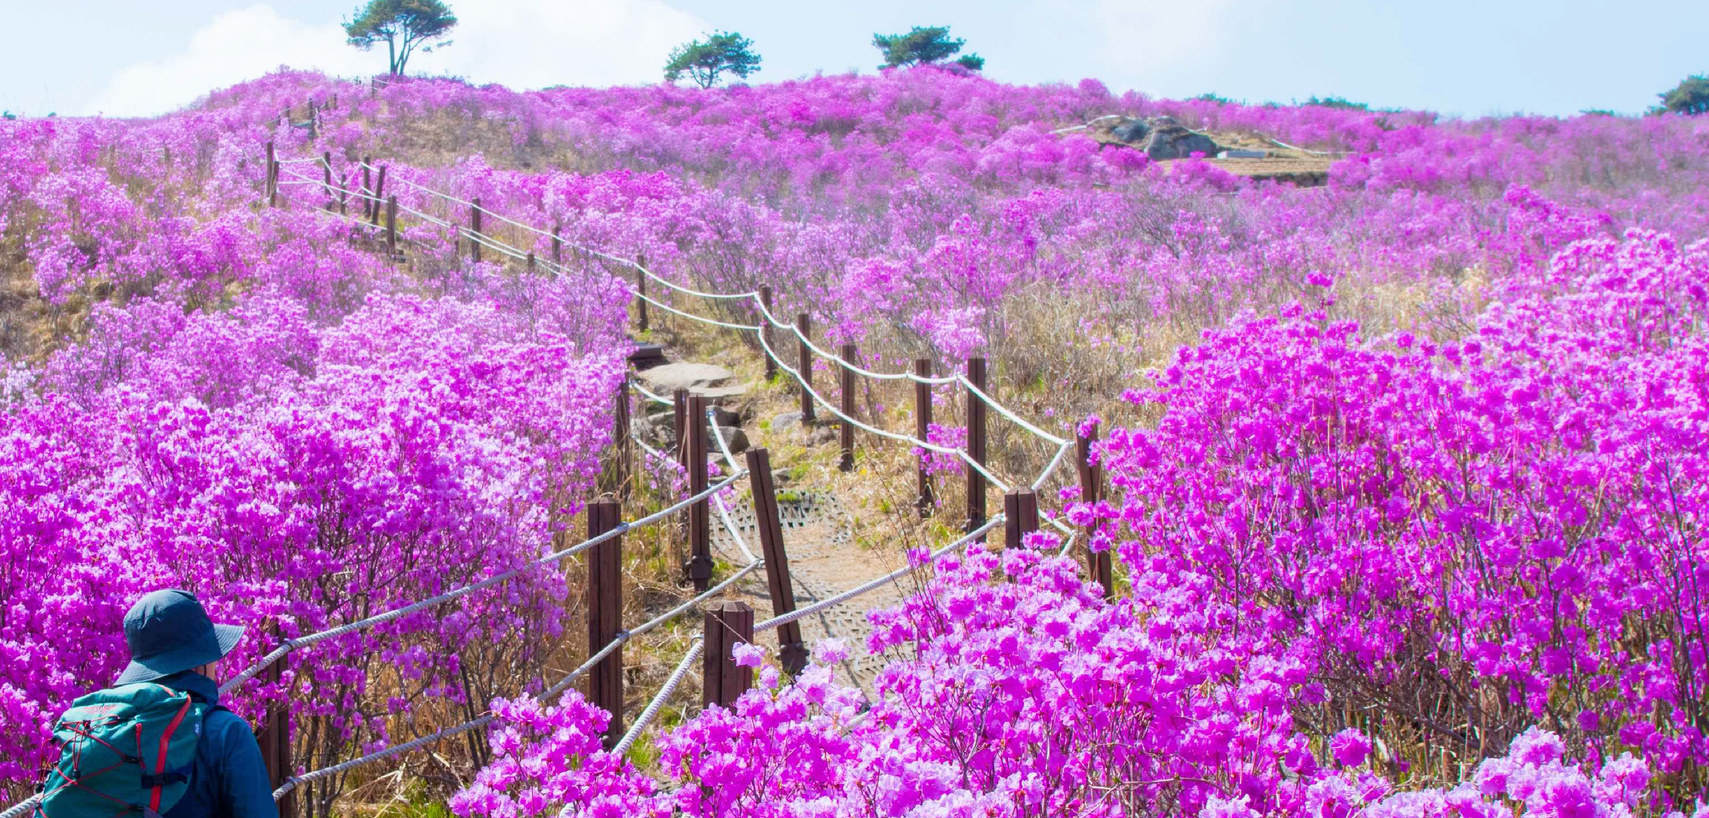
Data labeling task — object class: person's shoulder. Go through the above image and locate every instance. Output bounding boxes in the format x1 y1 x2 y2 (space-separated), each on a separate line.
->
200 706 259 751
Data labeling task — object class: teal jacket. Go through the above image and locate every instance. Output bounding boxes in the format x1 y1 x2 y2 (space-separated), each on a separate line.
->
157 671 279 818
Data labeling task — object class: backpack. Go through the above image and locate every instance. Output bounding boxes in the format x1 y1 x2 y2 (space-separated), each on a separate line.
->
37 684 213 818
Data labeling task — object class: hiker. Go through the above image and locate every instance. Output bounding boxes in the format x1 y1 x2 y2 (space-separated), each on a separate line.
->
38 589 278 818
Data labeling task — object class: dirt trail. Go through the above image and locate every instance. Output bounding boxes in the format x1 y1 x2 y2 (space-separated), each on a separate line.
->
707 487 909 695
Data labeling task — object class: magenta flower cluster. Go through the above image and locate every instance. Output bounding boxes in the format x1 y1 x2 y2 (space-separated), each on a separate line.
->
0 103 632 782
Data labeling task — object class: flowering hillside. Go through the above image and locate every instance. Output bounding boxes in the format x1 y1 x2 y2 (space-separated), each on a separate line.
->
2 65 1707 817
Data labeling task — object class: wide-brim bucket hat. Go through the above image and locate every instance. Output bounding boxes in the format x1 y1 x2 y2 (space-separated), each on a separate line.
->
114 589 245 685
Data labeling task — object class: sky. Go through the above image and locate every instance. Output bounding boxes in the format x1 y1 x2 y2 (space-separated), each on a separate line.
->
0 0 1704 119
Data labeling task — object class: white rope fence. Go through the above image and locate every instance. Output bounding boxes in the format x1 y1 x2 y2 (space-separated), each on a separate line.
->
219 469 747 695
291 154 1089 551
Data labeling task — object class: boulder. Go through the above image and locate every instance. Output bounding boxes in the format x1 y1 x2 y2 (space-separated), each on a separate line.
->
636 362 737 396
771 411 804 432
1143 120 1222 160
708 424 750 455
1109 119 1150 143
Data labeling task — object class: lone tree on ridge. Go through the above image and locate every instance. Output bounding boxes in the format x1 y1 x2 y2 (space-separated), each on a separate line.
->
873 26 984 71
1658 74 1709 115
344 0 457 76
664 31 762 88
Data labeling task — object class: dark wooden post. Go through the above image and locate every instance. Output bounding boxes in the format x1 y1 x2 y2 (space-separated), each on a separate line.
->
360 159 372 220
1004 489 1040 549
1078 424 1114 600
966 357 988 537
603 379 632 500
636 254 649 333
685 394 712 592
585 500 624 747
759 286 777 381
838 344 857 471
263 141 276 207
337 172 347 216
385 195 398 257
746 448 808 674
796 313 815 422
702 601 754 708
914 359 935 517
257 626 295 818
527 252 536 271
551 227 562 265
369 165 386 227
321 151 333 211
1004 491 1020 549
469 197 482 264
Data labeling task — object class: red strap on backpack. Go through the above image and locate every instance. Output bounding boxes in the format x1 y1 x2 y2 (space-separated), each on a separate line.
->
148 696 194 812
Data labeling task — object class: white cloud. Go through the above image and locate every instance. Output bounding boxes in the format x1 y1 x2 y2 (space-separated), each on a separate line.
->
85 5 368 117
85 0 711 118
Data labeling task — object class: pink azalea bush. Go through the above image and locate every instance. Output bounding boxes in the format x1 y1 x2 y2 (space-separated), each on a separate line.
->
0 103 631 789
455 533 1707 816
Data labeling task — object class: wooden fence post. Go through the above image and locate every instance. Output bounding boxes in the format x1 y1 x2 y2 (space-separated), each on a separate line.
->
746 448 808 674
914 358 934 517
321 152 333 211
337 172 347 216
838 344 857 471
385 195 398 258
469 197 482 264
966 357 988 537
702 601 754 708
257 625 295 818
1004 489 1039 549
603 379 632 501
796 314 815 423
551 228 562 265
1078 424 1114 600
685 394 712 592
636 254 649 333
360 159 372 220
369 164 386 227
263 141 276 207
585 500 624 748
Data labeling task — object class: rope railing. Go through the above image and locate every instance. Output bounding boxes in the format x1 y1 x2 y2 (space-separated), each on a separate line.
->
289 154 1085 540
285 160 1092 568
274 616 628 800
339 156 1057 404
0 796 38 818
218 469 747 695
285 154 1091 537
